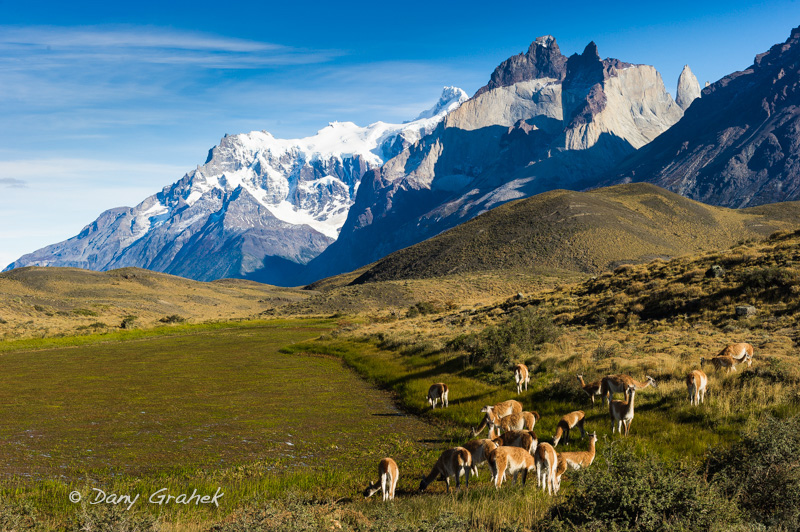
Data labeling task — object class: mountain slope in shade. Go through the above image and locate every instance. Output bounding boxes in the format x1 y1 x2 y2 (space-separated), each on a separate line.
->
609 25 800 208
345 183 800 285
5 88 468 283
304 38 684 283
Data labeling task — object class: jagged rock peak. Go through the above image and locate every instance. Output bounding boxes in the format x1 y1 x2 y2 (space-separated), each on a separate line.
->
474 35 567 97
676 64 701 110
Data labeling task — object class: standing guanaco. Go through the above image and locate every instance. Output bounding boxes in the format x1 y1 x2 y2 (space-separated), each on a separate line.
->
463 439 497 477
419 447 471 493
514 364 530 394
686 369 708 406
487 446 536 488
552 410 586 447
609 384 636 436
576 374 603 405
471 400 523 438
427 383 449 409
534 442 559 495
363 458 399 501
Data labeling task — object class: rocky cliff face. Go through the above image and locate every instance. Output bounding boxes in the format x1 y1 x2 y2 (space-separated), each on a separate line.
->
609 25 800 208
676 64 701 110
5 88 468 283
305 38 684 283
474 35 567 97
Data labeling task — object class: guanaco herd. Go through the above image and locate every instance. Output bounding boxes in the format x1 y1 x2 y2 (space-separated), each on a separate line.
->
363 343 754 501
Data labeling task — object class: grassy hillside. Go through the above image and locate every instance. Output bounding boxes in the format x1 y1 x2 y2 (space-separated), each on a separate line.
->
349 183 800 284
0 266 311 340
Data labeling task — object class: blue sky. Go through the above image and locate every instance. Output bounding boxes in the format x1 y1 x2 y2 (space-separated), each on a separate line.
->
1 0 800 268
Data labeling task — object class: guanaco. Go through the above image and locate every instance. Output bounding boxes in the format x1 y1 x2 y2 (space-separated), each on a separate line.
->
419 447 471 493
576 374 603 405
601 374 656 404
498 411 540 433
686 369 708 406
492 429 538 455
463 438 497 477
514 364 530 394
700 355 738 373
609 384 636 436
363 458 399 501
718 343 754 366
554 432 598 491
487 446 536 488
471 399 523 438
552 410 586 447
427 383 449 409
534 442 559 495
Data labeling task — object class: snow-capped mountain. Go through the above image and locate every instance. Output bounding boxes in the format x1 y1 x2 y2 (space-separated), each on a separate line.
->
5 87 468 283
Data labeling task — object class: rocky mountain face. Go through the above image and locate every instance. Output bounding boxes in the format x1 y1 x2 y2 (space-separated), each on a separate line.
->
304 38 684 283
676 65 701 110
609 25 800 208
5 88 468 283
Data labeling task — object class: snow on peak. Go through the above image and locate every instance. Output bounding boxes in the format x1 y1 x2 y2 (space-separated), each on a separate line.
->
414 86 470 121
158 87 468 239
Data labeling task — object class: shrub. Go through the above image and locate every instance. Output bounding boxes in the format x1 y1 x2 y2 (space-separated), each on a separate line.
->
120 315 137 329
592 343 618 361
73 308 99 317
706 416 800 530
447 307 560 367
159 314 186 324
405 301 442 318
544 441 740 532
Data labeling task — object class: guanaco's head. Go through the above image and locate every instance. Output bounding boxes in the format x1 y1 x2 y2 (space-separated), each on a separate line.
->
480 405 493 414
589 431 598 443
418 476 429 492
646 375 658 388
363 481 380 498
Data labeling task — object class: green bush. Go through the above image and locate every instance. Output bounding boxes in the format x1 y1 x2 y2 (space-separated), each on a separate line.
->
707 415 800 531
447 307 560 367
120 315 137 329
73 308 99 317
159 314 186 324
543 441 740 532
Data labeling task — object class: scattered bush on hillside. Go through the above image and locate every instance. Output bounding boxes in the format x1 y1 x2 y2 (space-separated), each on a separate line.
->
543 441 740 532
0 316 6 324
707 415 800 531
447 307 560 367
406 301 443 318
738 266 800 302
159 314 186 324
76 322 108 331
73 308 98 317
592 342 618 361
120 315 137 329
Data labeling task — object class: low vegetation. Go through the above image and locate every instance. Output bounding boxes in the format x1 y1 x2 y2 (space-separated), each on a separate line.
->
3 227 800 530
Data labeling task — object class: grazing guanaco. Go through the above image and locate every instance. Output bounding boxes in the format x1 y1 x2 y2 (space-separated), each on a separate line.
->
492 430 538 455
686 369 708 406
419 447 471 493
576 374 603 405
514 364 530 394
487 446 536 488
601 374 657 404
552 410 586 447
718 342 754 366
427 383 449 409
463 439 498 477
471 400 523 438
554 432 598 491
609 384 636 436
534 442 559 495
700 355 738 373
363 458 399 501
498 411 540 433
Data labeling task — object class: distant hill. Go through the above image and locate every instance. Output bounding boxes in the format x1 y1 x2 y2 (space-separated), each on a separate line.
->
347 183 800 284
0 266 309 339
